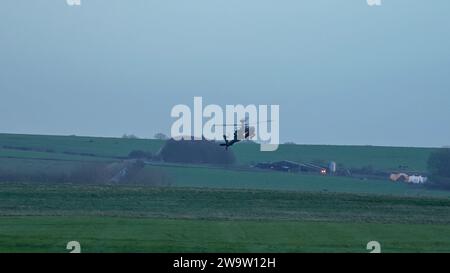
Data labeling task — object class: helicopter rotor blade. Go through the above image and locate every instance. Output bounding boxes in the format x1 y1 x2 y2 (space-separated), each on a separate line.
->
214 120 273 126
214 124 239 127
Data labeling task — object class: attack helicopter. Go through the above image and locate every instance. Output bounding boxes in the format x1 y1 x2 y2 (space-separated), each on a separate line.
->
216 118 272 150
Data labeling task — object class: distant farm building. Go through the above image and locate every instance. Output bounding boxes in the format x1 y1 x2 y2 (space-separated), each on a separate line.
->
390 173 428 184
254 160 328 174
255 161 300 172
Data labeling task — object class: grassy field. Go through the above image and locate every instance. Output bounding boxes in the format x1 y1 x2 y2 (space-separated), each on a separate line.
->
0 133 435 172
1 184 450 253
1 133 444 196
2 183 450 222
234 144 434 172
0 133 447 253
1 156 447 197
150 165 450 197
0 133 164 159
2 133 445 197
3 217 450 253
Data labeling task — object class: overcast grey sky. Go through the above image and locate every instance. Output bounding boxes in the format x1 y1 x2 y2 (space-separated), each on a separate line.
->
0 0 449 147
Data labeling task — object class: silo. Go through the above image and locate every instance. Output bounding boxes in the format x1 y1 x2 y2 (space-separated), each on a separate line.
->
329 161 337 174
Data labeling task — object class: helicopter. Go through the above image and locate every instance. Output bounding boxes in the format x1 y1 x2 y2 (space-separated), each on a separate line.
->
216 118 271 150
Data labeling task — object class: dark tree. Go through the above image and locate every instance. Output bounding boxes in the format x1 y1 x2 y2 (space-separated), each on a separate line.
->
159 137 235 165
154 133 169 140
427 148 450 189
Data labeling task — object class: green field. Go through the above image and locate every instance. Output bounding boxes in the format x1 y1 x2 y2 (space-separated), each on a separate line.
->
234 144 434 172
2 183 450 222
1 133 444 196
0 133 448 253
1 157 448 197
0 133 164 159
1 184 450 253
3 217 450 253
0 133 435 172
150 165 450 197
